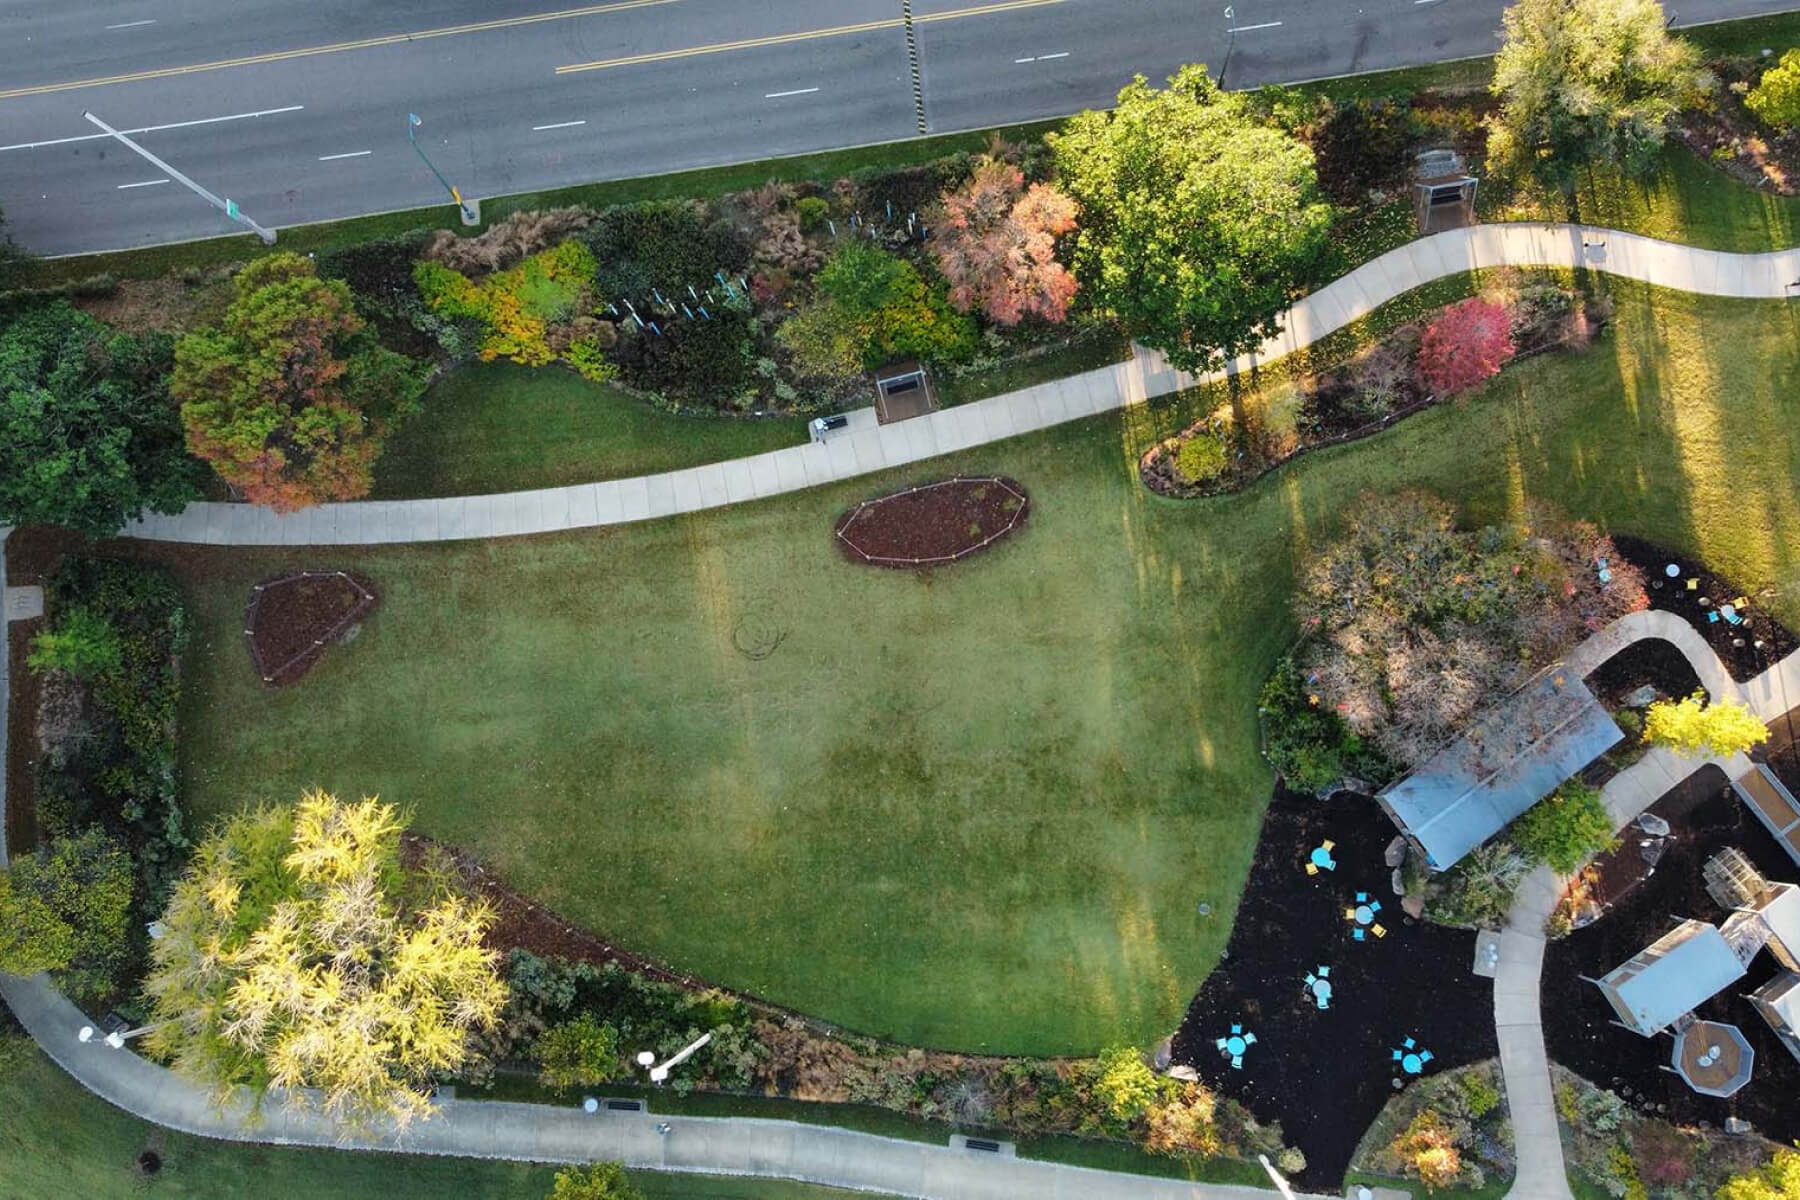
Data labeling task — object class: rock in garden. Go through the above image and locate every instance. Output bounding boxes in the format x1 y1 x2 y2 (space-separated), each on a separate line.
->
1167 1064 1200 1082
1153 1037 1172 1070
1623 684 1659 707
1392 868 1406 896
1403 892 1426 919
1635 812 1671 837
1385 836 1408 868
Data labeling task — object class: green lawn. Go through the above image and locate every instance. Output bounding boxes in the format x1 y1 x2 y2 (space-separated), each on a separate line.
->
0 1036 891 1200
373 364 807 499
155 280 1800 1057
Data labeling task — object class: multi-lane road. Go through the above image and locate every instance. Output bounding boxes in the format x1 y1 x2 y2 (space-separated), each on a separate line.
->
2 0 1797 256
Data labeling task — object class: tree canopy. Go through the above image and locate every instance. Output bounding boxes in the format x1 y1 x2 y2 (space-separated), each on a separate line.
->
1510 780 1617 873
1048 64 1333 372
931 156 1079 326
549 1163 643 1200
1748 49 1800 130
172 253 424 512
0 301 201 536
142 790 507 1130
1643 692 1770 758
1717 1148 1800 1200
1488 0 1707 192
0 200 30 290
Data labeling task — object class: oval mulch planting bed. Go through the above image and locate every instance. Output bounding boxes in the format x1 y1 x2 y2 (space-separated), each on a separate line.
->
834 476 1029 568
244 570 379 687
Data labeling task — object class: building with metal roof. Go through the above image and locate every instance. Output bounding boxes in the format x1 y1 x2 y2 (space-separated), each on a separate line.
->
1749 972 1800 1066
1594 919 1749 1036
1377 668 1622 871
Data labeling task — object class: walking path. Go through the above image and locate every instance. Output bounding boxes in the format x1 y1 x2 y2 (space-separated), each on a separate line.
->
122 222 1800 546
1495 610 1800 1200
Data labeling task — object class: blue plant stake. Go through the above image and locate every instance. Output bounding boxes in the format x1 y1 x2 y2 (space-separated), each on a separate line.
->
885 200 892 221
688 284 699 300
827 219 837 237
699 306 711 320
607 302 619 316
653 288 666 307
682 303 695 319
649 321 663 337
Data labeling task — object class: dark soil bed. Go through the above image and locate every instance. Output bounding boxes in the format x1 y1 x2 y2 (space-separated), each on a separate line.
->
1543 766 1800 1142
244 570 379 687
834 476 1028 568
1171 786 1497 1191
1584 637 1707 708
1611 535 1798 681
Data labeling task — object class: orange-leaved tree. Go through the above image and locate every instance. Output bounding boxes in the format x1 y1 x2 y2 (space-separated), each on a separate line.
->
173 254 424 511
931 156 1078 326
1416 298 1515 398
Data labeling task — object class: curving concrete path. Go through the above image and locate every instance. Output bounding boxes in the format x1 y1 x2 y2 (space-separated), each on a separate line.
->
1494 610 1800 1200
122 222 1800 546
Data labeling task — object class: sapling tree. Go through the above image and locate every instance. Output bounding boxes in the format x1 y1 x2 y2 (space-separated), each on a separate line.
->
1416 299 1516 397
1642 692 1769 758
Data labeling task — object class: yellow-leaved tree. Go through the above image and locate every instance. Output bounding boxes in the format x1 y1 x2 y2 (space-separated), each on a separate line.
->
142 790 506 1131
1642 692 1770 759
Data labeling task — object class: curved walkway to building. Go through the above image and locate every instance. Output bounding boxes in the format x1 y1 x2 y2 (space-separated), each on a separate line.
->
1495 611 1800 1200
122 222 1800 546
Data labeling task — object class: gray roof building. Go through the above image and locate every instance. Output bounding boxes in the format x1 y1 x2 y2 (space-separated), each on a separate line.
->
1595 919 1749 1037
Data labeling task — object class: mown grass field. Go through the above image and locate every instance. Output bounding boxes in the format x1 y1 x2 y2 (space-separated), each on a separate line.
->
148 278 1800 1057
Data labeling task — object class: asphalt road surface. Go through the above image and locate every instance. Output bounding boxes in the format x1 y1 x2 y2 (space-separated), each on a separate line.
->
2 0 1797 256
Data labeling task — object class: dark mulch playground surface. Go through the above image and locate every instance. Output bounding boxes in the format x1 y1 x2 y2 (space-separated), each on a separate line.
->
244 570 378 686
1585 637 1706 708
1171 786 1496 1191
1543 764 1800 1142
834 476 1028 568
1612 535 1797 681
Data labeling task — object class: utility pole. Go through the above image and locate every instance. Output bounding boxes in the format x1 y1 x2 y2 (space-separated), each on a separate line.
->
82 111 275 244
1220 6 1238 91
901 0 927 134
407 113 479 225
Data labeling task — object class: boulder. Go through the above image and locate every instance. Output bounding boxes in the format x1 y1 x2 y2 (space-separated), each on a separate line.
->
1402 892 1426 920
1167 1064 1200 1082
1153 1037 1173 1070
1635 812 1672 837
1384 836 1409 868
1623 684 1659 708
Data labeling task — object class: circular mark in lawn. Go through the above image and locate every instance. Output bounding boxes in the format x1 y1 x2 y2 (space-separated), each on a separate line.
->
243 570 380 687
135 1150 162 1176
731 609 789 661
834 476 1029 569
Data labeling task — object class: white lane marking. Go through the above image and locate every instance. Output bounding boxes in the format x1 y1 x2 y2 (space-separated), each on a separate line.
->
1413 0 1442 6
763 87 819 98
0 105 304 154
116 177 170 188
1037 51 1069 59
1014 55 1036 62
318 150 372 160
106 18 158 29
1227 19 1283 30
531 119 587 130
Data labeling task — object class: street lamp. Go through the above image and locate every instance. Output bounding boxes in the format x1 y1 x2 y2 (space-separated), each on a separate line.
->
636 1032 712 1085
1220 7 1238 91
78 1019 170 1050
82 111 276 244
407 113 479 225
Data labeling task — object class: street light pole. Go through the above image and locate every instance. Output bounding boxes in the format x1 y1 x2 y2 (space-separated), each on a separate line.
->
1220 7 1238 91
407 113 479 225
636 1032 712 1084
78 1019 172 1050
82 111 276 244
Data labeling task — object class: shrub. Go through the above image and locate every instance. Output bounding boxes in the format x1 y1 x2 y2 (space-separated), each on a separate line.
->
1311 98 1416 205
1643 692 1770 758
1144 1082 1222 1158
1089 1046 1160 1122
615 304 757 404
1747 48 1800 130
1432 841 1529 927
1716 1147 1800 1200
1391 1111 1464 1191
1259 655 1398 795
583 200 750 299
1416 298 1516 397
423 207 594 275
537 1013 623 1091
0 829 133 1003
777 301 864 381
564 338 618 384
416 240 599 368
795 196 830 231
316 230 435 320
1511 780 1617 873
1173 431 1228 485
1456 1070 1502 1120
550 1163 643 1200
751 212 826 276
817 243 975 367
27 608 122 679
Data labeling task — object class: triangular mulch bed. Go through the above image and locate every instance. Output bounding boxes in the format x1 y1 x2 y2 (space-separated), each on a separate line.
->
244 570 379 687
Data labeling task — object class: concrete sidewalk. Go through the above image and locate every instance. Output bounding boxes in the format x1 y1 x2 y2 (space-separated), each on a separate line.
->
0 970 1303 1200
120 222 1800 546
1495 614 1800 1200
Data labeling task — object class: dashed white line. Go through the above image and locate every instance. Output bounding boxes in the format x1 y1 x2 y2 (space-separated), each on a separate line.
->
0 105 304 154
105 18 157 28
318 150 372 161
1226 19 1283 30
531 119 587 131
764 87 819 98
1037 50 1069 59
116 178 169 189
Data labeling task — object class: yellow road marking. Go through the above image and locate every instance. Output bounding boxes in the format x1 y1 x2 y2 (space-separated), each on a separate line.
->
0 0 682 102
556 0 1067 74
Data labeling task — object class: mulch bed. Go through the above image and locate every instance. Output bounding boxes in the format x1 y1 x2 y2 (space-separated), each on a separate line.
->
1543 765 1800 1143
834 476 1028 568
1171 786 1497 1191
243 570 379 687
1611 535 1798 682
1584 637 1706 709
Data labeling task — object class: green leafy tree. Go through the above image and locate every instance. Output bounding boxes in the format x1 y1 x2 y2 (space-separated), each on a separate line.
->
1643 692 1770 758
173 253 424 512
26 607 122 679
1748 49 1800 130
550 1163 643 1200
1048 64 1333 373
1717 1147 1800 1200
142 790 507 1131
1510 780 1618 873
0 829 133 1003
536 1013 623 1090
1091 1045 1161 1122
0 200 30 290
815 243 974 368
0 301 201 536
1488 0 1707 194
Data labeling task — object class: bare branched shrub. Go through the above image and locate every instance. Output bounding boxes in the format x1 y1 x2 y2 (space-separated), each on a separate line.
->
424 207 595 276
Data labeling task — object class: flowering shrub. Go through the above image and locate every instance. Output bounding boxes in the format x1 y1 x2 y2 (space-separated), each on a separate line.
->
931 156 1079 325
1416 298 1515 397
415 240 599 369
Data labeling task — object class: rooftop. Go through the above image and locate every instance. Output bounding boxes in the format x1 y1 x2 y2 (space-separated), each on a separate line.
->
1599 919 1748 1035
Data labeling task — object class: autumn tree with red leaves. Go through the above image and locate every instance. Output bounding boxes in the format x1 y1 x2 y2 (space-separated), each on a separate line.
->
1416 298 1516 397
931 157 1079 326
173 253 424 511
